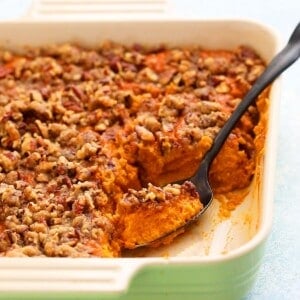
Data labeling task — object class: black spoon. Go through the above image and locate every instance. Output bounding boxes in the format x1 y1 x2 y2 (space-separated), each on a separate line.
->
136 22 300 248
191 22 300 215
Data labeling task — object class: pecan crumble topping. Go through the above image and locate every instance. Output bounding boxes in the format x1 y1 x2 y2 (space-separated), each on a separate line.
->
0 42 265 256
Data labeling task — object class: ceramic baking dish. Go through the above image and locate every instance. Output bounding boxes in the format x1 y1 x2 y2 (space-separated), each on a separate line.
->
0 3 280 299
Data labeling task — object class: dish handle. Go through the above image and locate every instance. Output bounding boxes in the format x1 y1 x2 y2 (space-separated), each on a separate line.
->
23 0 169 20
0 257 150 293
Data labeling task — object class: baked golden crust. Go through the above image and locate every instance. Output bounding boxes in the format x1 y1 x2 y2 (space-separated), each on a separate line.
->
0 42 266 257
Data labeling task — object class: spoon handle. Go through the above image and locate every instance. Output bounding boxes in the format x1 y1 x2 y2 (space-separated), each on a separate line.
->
202 22 300 167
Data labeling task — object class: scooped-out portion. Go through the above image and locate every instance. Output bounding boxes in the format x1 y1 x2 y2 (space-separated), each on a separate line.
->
0 42 266 257
117 182 202 249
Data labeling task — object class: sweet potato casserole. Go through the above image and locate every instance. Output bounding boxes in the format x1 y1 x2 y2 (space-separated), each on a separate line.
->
0 42 266 257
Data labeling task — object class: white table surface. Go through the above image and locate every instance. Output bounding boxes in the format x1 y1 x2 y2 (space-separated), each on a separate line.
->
0 1 299 299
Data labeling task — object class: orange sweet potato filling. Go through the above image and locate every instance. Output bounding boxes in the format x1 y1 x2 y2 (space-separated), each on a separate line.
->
117 182 202 249
0 42 266 257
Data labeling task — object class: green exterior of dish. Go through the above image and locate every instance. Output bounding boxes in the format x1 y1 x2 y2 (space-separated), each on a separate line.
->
0 241 266 300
